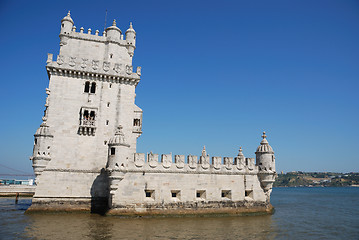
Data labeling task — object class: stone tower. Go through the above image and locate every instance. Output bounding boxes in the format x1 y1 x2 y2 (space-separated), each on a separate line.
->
29 12 142 210
255 132 276 201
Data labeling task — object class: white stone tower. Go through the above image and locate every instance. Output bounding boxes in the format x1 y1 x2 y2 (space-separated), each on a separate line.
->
255 132 276 201
29 12 142 211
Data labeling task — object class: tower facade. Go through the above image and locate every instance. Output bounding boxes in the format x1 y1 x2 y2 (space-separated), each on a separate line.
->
29 12 142 210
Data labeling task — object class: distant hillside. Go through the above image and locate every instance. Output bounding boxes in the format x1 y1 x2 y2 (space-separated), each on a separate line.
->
274 172 359 187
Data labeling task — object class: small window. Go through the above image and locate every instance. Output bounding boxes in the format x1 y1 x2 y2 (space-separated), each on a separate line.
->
171 190 180 199
221 190 231 199
109 83 112 88
110 53 113 59
90 111 95 120
84 81 90 93
145 190 154 199
90 82 96 93
245 190 253 199
106 120 109 125
133 118 141 126
34 139 37 145
104 141 107 145
196 190 206 199
107 102 110 107
110 148 115 155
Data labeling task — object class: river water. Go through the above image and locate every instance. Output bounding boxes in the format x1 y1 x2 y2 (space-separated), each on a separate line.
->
1 187 358 239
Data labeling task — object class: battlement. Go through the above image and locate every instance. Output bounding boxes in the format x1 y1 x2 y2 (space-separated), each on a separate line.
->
125 152 258 174
59 25 129 46
46 53 141 84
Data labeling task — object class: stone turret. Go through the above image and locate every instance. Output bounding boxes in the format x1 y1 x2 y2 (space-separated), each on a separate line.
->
256 132 276 201
30 117 53 184
106 125 130 170
125 22 136 57
59 11 74 45
106 19 122 42
106 125 130 206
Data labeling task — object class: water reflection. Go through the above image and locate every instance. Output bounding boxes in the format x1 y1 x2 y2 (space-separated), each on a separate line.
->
24 214 277 240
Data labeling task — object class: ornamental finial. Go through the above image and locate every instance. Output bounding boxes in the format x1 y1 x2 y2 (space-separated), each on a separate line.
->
112 19 116 26
262 131 267 139
67 11 71 16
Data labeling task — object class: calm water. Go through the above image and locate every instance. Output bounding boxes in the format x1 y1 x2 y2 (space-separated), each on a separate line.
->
1 187 358 239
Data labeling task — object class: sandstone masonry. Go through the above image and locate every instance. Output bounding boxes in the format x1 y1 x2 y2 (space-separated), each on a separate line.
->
28 12 277 216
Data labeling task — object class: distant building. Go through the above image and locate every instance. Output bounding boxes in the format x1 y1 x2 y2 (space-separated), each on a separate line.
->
28 12 277 215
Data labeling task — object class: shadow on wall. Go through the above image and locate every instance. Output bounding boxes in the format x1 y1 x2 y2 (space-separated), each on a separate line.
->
90 168 109 215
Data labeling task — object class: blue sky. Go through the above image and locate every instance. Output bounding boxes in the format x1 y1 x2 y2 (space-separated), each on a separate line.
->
0 0 358 177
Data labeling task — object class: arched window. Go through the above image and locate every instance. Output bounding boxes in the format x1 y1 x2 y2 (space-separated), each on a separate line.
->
84 81 90 93
90 82 96 93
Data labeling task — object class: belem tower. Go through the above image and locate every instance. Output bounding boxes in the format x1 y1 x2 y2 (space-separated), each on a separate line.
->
28 12 277 215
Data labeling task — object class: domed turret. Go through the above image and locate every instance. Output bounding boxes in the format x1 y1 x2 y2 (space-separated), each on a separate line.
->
31 118 53 184
255 132 275 172
106 125 130 170
59 11 74 46
255 132 276 201
60 11 74 35
125 22 136 57
106 19 122 42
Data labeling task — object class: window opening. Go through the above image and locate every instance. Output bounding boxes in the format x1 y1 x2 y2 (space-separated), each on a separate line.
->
110 53 113 58
107 102 110 107
133 118 141 126
110 148 115 155
145 190 154 199
90 82 96 93
196 190 206 199
221 190 231 199
84 81 90 93
106 120 109 125
245 190 253 199
171 190 180 199
109 83 112 88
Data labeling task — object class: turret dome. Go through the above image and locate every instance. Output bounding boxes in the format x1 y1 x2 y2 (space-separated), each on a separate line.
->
61 11 74 24
255 132 274 153
125 22 136 34
34 118 53 137
106 19 122 34
108 125 127 145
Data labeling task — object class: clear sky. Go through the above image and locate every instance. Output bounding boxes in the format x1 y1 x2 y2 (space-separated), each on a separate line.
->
0 0 358 177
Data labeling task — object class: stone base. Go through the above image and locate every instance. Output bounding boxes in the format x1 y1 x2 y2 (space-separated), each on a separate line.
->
26 199 274 217
109 201 274 217
26 197 96 214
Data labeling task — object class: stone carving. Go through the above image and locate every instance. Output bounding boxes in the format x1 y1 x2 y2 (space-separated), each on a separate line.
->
113 63 121 73
126 65 133 75
175 155 185 169
136 66 141 76
247 158 255 171
188 155 197 169
81 58 88 69
103 61 110 72
134 153 145 167
148 152 158 168
92 60 99 70
199 146 210 169
57 55 64 65
69 57 76 67
224 157 233 170
212 157 221 170
235 147 245 170
161 154 172 168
